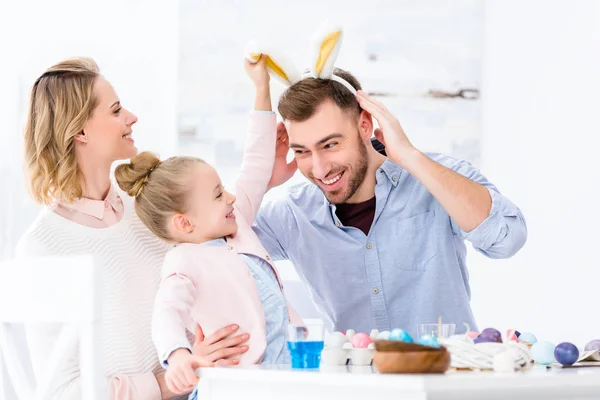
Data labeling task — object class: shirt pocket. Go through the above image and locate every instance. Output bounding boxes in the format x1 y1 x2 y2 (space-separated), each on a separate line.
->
388 210 437 271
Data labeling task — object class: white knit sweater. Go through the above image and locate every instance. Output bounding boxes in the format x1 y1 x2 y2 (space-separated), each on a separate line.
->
16 191 171 400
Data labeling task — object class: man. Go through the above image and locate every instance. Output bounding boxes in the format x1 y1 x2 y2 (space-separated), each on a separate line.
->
255 69 527 336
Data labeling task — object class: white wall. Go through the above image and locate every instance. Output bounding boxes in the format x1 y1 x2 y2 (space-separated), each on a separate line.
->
470 0 600 346
0 0 180 258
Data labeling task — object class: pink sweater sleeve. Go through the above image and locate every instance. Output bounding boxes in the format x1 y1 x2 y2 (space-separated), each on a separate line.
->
234 111 277 224
110 373 162 400
152 271 197 366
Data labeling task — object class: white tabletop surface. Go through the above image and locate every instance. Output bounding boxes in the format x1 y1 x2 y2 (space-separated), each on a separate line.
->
196 363 600 400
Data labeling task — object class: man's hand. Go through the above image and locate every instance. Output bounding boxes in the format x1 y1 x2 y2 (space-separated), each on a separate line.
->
355 90 419 168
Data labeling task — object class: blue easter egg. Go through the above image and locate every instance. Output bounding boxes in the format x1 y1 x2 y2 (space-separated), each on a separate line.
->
518 332 538 345
531 341 556 365
554 342 579 366
389 328 413 343
417 335 441 348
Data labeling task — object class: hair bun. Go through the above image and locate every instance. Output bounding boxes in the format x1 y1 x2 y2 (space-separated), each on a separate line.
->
115 152 161 197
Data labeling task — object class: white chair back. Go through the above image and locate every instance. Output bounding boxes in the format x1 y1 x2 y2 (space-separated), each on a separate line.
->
0 255 105 400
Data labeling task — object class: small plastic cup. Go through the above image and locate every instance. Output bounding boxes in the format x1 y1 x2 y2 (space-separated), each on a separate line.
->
287 323 325 369
416 323 456 339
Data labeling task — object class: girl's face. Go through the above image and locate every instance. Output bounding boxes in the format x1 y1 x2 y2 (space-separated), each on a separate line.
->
169 163 238 243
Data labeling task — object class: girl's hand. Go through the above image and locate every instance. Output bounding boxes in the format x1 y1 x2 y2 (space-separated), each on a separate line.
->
244 54 270 91
165 348 213 395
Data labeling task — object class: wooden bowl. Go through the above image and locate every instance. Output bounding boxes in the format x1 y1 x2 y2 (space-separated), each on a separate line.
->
373 340 451 374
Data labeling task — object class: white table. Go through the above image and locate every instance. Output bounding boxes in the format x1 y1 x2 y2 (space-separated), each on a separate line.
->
196 363 600 400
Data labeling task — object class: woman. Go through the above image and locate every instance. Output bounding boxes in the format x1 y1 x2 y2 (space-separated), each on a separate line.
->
16 57 250 400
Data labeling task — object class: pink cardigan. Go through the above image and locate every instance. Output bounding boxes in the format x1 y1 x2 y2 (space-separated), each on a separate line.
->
152 112 303 365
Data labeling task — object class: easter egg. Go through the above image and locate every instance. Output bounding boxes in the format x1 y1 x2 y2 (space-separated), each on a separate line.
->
584 340 600 352
345 329 356 340
417 335 441 348
506 329 519 342
554 342 579 366
466 331 479 339
531 341 556 365
325 331 347 348
518 332 537 345
369 329 380 340
474 328 502 344
351 333 373 348
376 330 390 340
389 328 413 343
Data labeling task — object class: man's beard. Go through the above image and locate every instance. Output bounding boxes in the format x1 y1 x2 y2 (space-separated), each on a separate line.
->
322 138 369 204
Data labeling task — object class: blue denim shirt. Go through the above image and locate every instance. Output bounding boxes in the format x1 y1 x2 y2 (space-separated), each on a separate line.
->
253 154 527 337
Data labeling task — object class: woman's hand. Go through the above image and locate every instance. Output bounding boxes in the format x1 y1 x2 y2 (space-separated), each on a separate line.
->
191 323 250 363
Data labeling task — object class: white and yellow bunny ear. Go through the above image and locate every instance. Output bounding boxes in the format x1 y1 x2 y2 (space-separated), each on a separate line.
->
245 40 301 87
307 21 356 94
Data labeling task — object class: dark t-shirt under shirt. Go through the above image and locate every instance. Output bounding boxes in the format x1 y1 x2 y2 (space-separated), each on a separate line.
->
334 196 376 236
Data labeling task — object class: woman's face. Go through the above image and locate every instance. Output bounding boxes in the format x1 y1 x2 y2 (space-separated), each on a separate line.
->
76 77 139 163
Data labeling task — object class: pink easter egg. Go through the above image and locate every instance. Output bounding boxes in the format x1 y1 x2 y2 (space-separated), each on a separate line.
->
506 329 519 342
466 331 479 339
351 333 373 348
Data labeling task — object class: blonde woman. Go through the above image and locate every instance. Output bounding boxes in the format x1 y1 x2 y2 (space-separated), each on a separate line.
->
17 58 250 400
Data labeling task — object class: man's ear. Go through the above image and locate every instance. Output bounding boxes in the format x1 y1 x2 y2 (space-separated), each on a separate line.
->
357 109 374 141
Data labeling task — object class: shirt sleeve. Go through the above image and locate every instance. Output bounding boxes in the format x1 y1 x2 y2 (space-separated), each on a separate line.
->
438 155 527 258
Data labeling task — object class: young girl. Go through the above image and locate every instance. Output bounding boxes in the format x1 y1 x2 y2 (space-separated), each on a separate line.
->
115 56 302 397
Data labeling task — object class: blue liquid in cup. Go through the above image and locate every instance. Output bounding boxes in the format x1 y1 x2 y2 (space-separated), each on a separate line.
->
287 341 324 369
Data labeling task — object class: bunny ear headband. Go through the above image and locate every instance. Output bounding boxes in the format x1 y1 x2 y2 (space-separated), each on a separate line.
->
245 21 357 95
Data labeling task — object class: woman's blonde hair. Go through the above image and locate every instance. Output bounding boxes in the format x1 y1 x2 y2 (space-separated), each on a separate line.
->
24 57 100 205
115 152 204 241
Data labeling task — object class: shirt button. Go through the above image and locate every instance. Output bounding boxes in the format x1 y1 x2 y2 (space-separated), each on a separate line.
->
104 201 110 209
366 243 372 249
335 221 341 227
392 175 398 182
265 255 271 260
227 245 234 250
373 288 379 295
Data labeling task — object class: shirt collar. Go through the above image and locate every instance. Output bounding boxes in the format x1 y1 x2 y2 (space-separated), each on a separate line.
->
377 158 403 187
60 184 121 219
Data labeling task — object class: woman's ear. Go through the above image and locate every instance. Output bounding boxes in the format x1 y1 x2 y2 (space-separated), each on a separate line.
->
245 40 301 86
74 131 88 144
